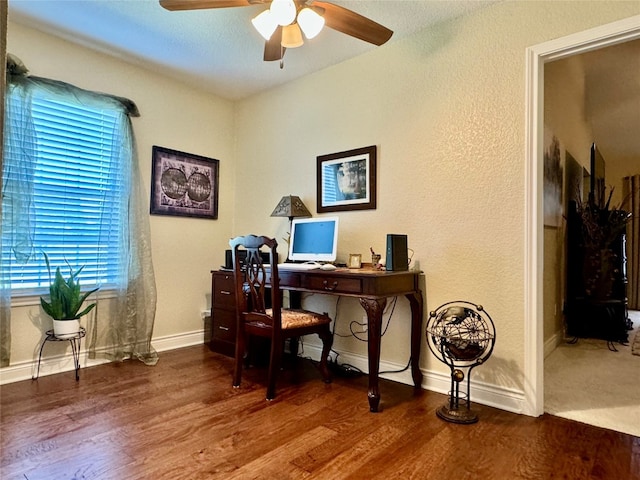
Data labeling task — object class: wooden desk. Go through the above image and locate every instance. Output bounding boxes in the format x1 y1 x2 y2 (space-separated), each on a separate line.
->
278 267 424 412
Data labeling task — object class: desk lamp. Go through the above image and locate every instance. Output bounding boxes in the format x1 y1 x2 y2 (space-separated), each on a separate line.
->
271 195 311 224
271 195 311 259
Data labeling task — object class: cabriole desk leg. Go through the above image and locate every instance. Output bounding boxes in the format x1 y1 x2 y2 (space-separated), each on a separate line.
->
359 297 387 413
406 290 424 388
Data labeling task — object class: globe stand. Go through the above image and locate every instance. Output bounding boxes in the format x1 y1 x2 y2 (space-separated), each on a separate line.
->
437 368 478 424
426 301 496 424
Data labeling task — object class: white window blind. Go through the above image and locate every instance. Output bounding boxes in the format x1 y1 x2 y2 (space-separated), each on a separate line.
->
4 92 127 292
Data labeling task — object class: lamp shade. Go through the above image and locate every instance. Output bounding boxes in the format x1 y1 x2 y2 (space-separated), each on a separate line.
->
281 23 304 48
270 0 297 26
252 10 278 40
297 7 325 39
271 195 312 219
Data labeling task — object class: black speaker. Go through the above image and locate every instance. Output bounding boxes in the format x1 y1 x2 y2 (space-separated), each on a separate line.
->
224 249 270 269
386 234 408 271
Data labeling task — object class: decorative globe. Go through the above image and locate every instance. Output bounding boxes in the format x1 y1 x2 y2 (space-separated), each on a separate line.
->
425 301 496 424
426 304 495 368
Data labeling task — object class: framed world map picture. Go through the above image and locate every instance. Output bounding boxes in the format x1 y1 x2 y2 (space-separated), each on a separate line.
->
150 146 219 219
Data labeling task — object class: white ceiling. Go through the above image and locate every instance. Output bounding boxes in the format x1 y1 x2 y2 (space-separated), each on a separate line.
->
7 1 639 165
8 0 497 100
579 39 640 163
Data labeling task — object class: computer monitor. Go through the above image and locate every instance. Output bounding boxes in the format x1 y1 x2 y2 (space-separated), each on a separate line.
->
288 216 339 263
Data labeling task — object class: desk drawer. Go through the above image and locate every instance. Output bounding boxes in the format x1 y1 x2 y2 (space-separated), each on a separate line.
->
303 275 362 294
277 271 301 288
213 308 236 342
213 273 235 309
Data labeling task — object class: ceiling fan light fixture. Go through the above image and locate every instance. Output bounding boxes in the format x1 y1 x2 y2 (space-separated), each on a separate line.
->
252 10 278 40
270 0 297 27
281 23 304 48
297 7 325 39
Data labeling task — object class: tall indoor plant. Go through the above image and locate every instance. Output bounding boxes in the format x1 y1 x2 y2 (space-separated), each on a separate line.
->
576 187 631 300
40 253 99 338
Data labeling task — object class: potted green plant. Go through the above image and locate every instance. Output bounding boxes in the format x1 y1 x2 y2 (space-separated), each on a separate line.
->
40 253 99 338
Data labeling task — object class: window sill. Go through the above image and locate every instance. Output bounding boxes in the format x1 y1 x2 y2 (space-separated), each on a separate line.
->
11 288 116 308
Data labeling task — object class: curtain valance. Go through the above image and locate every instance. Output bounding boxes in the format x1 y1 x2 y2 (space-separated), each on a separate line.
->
7 53 139 117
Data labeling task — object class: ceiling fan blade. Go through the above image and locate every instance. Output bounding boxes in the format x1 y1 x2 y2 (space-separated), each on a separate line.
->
311 1 393 46
160 0 262 11
264 27 285 62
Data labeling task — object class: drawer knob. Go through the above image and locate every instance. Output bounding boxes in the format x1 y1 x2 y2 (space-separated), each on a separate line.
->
219 326 229 331
220 290 232 295
322 280 338 291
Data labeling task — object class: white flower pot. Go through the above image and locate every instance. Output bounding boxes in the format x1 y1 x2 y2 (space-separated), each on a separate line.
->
52 319 81 339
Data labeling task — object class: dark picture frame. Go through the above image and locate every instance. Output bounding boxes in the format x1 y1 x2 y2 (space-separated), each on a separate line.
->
150 146 219 219
317 145 377 213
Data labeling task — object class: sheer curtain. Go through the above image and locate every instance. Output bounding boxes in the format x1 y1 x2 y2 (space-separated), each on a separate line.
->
0 4 8 366
623 175 640 310
1 55 158 366
90 121 159 365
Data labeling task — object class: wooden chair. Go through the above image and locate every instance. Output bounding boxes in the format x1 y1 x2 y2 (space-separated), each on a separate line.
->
229 234 333 400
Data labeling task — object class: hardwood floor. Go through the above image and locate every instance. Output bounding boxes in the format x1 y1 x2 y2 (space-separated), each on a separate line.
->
1 345 639 480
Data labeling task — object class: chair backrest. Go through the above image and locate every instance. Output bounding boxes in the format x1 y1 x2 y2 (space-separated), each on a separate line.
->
229 235 282 331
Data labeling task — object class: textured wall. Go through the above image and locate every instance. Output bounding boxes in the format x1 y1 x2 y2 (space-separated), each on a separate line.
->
235 1 640 392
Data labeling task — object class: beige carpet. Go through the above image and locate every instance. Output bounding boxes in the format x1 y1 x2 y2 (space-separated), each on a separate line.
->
544 310 640 437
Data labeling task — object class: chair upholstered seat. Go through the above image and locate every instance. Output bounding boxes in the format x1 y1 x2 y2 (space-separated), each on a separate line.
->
265 308 332 330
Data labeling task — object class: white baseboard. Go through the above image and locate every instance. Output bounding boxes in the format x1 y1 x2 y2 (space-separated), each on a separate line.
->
544 329 564 358
304 343 526 415
0 329 205 385
0 350 112 385
152 329 205 352
1 330 526 415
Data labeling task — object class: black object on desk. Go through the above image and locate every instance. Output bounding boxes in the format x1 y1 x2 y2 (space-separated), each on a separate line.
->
33 327 86 381
224 249 270 270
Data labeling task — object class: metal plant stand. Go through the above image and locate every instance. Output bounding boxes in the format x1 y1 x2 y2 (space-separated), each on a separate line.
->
33 327 86 381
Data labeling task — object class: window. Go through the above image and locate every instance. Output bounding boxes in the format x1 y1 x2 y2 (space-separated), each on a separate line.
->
2 61 157 367
2 87 128 294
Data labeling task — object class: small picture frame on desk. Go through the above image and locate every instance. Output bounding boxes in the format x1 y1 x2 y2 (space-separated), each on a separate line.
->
348 254 362 269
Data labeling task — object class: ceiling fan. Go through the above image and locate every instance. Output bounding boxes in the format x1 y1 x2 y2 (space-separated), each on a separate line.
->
159 0 393 66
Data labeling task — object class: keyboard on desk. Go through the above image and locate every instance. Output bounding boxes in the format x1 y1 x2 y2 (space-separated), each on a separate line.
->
277 262 321 271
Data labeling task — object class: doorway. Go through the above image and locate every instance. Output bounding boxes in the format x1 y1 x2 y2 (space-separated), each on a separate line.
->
524 15 640 416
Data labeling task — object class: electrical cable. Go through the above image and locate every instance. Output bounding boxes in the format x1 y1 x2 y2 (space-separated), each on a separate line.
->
407 247 415 267
347 296 398 341
379 355 411 375
302 290 403 377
